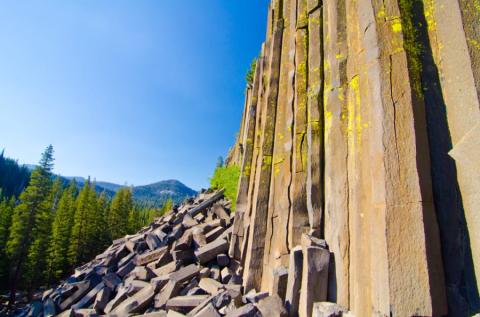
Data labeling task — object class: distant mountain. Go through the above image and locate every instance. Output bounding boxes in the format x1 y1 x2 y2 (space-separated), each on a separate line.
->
132 180 198 207
63 177 122 192
63 177 196 208
96 181 123 192
63 177 117 199
5 161 196 208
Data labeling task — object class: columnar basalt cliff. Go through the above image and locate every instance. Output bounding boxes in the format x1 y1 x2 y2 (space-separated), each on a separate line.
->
229 0 480 316
10 1 480 316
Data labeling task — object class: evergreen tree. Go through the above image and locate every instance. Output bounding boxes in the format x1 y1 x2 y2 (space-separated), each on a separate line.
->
68 180 93 267
146 198 173 223
0 150 31 199
49 177 64 214
0 197 15 288
84 181 99 259
109 188 132 239
161 198 173 216
128 206 138 233
6 145 54 304
48 180 76 281
95 192 110 252
139 207 152 227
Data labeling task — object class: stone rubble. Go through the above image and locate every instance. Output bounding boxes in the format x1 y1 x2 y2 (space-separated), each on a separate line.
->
9 188 351 317
13 189 339 317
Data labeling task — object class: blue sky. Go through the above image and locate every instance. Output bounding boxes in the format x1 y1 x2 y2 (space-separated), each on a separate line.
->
0 1 269 190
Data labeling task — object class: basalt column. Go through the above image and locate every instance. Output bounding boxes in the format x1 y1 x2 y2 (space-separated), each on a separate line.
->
261 0 295 292
344 0 447 315
227 0 480 315
242 0 284 292
228 49 263 261
323 0 349 308
289 0 311 248
426 1 480 314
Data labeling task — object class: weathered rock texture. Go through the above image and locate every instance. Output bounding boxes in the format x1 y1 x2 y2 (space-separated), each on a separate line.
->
229 0 480 316
17 190 287 317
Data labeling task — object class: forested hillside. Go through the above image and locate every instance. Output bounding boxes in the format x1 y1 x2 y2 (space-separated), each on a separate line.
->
0 146 176 302
0 152 30 199
1 152 196 208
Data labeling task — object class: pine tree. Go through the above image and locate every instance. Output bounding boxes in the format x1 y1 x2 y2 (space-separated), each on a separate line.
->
129 204 146 233
49 177 64 214
0 197 15 288
84 182 99 260
161 198 173 216
68 180 93 267
109 188 132 239
95 192 110 252
48 180 76 281
6 145 54 304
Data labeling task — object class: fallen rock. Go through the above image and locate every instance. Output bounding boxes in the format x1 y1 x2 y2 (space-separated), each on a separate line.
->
217 254 230 267
110 284 155 315
166 295 210 312
255 295 288 317
71 282 104 309
243 290 269 304
195 239 229 264
43 298 56 317
167 310 186 317
198 278 224 295
192 302 221 317
18 190 267 317
311 302 351 317
136 247 170 266
92 287 111 312
225 303 258 317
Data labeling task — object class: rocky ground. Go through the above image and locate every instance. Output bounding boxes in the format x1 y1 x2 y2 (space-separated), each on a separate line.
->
1 189 293 317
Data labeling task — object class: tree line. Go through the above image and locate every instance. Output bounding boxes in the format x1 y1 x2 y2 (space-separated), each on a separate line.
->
0 146 172 305
0 151 30 199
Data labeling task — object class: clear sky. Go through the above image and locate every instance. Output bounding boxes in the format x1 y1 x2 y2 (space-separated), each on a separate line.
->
0 1 269 190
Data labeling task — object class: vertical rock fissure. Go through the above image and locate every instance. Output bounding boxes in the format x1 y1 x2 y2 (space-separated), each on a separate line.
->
388 54 401 178
319 2 326 240
226 0 480 314
242 15 285 292
285 0 298 256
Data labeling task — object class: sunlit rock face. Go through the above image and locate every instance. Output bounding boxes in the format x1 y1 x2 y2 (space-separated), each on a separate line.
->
229 0 480 316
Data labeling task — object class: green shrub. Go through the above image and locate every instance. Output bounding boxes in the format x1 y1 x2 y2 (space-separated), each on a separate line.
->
246 59 257 86
210 164 240 211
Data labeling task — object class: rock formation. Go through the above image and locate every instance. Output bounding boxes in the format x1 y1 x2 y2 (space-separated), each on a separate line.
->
11 0 480 316
229 0 480 316
15 190 291 317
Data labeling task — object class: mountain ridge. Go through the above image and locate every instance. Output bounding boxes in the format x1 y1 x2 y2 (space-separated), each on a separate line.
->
19 164 197 207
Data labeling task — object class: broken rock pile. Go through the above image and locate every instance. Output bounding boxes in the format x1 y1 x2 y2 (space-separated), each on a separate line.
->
20 189 288 317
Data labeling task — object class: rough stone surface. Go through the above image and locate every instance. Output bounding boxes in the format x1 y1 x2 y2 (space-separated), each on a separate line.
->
225 303 258 317
16 1 480 316
225 0 478 316
271 266 288 302
195 239 229 264
192 302 221 317
255 294 288 317
298 245 329 317
311 302 351 317
166 295 210 312
92 287 111 312
18 191 257 317
285 246 302 316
